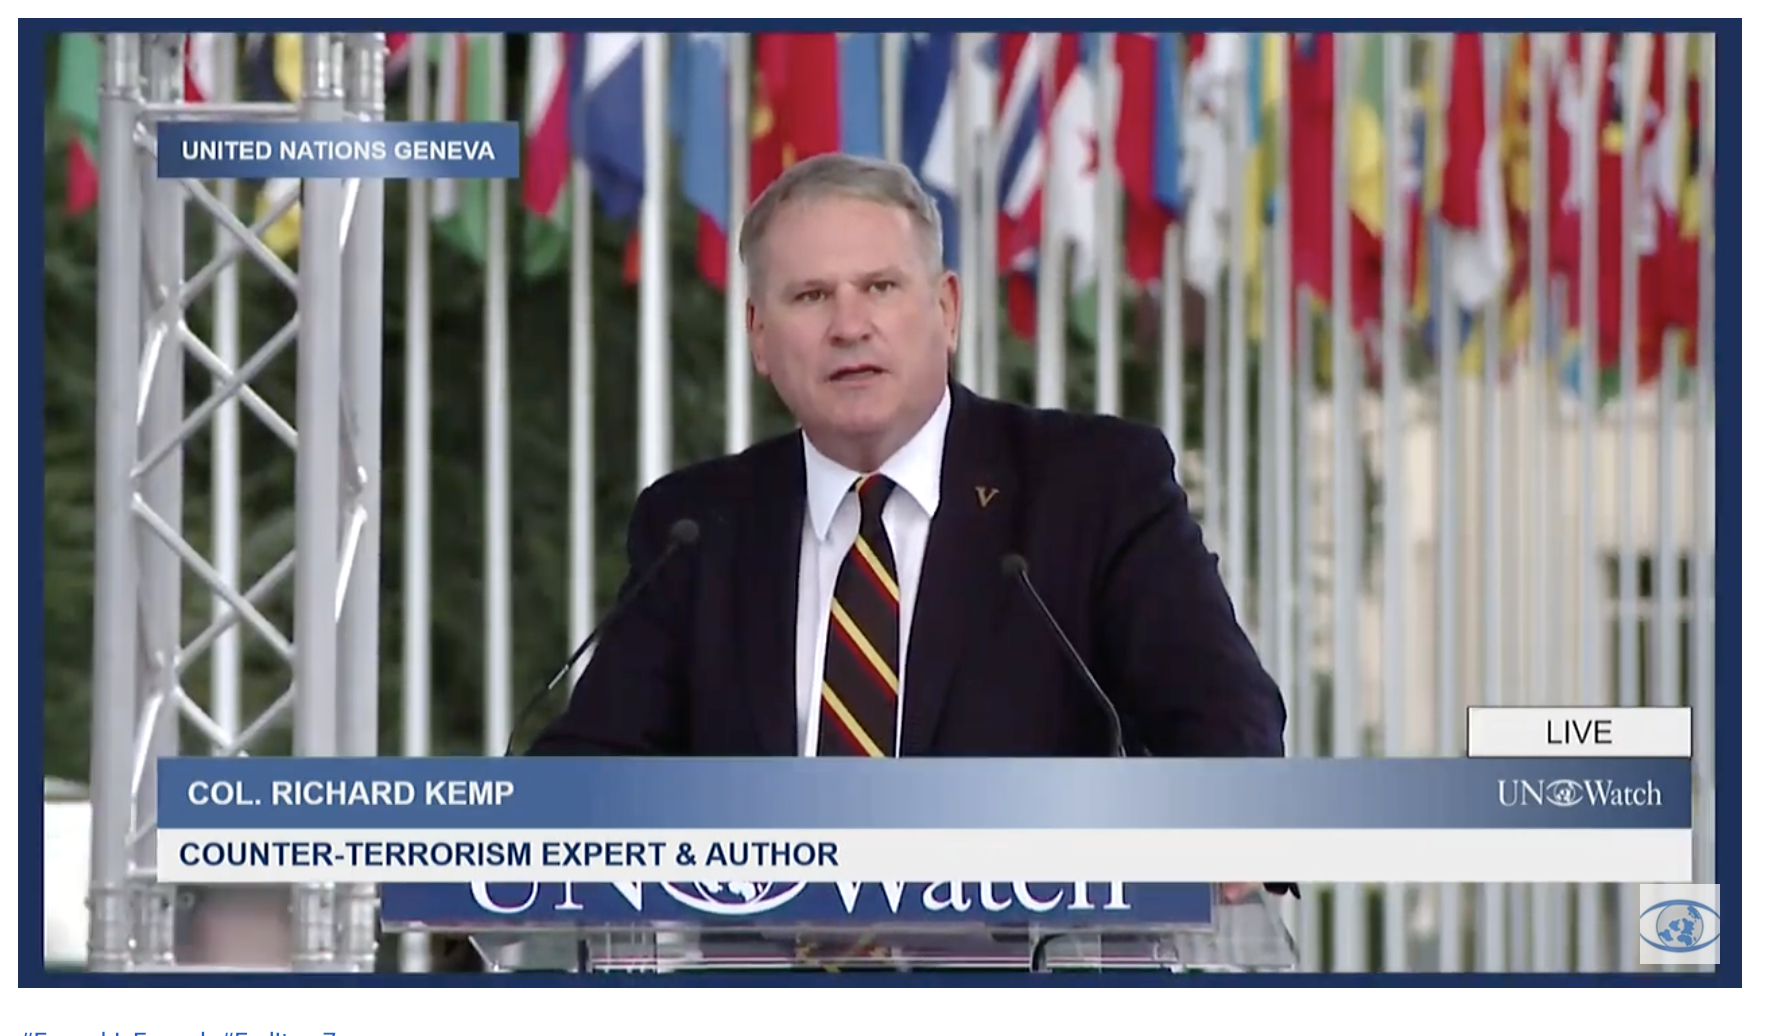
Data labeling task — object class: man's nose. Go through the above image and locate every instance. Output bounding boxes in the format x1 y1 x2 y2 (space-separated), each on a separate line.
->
826 287 873 343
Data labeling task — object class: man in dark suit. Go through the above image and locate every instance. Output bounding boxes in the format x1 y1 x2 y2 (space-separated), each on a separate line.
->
532 152 1285 761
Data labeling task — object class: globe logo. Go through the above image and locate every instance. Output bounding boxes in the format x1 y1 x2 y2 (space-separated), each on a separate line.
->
659 881 807 916
1543 779 1585 807
1638 899 1721 954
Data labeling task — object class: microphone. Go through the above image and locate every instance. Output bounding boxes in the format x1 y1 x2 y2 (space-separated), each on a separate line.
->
502 517 701 757
1003 552 1125 969
441 519 703 974
1000 554 1301 908
1001 553 1126 759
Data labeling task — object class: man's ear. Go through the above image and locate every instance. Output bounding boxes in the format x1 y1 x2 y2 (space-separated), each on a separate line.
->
937 269 961 355
747 299 768 376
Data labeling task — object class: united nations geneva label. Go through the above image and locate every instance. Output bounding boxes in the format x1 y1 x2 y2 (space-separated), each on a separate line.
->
156 121 521 180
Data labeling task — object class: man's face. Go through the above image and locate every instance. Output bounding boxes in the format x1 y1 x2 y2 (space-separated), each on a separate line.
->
747 195 959 460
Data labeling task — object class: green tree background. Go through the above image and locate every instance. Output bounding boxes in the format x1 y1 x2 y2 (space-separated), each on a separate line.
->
41 36 1277 780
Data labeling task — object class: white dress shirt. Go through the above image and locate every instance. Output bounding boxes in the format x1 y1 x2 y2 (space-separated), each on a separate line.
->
794 389 952 757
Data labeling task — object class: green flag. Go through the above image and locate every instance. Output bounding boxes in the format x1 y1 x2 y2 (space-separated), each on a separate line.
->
55 34 101 215
518 35 571 279
431 33 497 264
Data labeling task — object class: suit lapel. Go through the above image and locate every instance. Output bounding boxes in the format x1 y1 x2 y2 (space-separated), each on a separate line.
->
742 436 805 755
901 387 1018 755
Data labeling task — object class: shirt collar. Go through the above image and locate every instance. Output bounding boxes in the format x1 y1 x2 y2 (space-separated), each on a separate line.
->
804 388 951 541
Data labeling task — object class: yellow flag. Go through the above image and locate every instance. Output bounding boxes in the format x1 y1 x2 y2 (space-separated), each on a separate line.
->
1242 34 1285 341
249 34 304 256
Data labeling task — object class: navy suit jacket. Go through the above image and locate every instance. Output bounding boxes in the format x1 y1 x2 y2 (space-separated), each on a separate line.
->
532 384 1287 759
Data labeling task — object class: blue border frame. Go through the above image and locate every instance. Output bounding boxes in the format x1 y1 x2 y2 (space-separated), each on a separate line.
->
19 17 1741 988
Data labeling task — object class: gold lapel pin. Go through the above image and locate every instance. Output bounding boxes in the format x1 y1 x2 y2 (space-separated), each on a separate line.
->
975 486 1000 508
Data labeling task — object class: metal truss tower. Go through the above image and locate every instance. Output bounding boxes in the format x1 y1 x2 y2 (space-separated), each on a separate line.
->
86 32 389 973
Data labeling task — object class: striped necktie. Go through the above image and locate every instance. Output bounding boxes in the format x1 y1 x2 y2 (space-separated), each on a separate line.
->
817 474 900 758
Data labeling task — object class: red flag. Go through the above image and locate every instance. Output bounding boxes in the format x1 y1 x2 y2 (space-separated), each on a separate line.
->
521 34 574 223
1114 33 1178 284
1287 34 1383 334
623 231 641 283
1631 34 1672 384
1551 34 1633 374
1586 34 1640 381
694 216 728 289
752 33 841 196
1441 34 1489 230
996 31 1046 273
1005 274 1039 344
1289 35 1336 302
997 32 1058 343
1634 33 1703 376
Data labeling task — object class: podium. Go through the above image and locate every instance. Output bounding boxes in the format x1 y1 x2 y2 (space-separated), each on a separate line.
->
381 882 1297 973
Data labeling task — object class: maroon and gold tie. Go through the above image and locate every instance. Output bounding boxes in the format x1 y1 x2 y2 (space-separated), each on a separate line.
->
817 474 900 757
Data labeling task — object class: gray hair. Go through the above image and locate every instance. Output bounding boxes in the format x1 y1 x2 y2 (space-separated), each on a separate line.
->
738 153 947 298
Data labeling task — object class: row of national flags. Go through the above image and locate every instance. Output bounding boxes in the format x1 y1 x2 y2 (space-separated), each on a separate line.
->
51 32 1708 393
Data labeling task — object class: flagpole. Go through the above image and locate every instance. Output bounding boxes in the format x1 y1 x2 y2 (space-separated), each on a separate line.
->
399 32 434 975
1328 32 1365 975
1255 35 1280 674
1651 36 1685 727
1574 31 1605 973
1198 39 1225 582
1379 29 1411 974
1613 34 1641 745
483 33 512 758
1653 290 1681 968
1094 34 1121 416
1537 35 1574 974
209 32 243 750
1291 283 1320 972
882 33 903 164
1428 30 1465 976
568 149 597 681
1161 224 1185 468
1266 31 1299 948
1035 37 1067 410
1690 29 1715 894
1520 31 1554 976
976 71 1002 401
1204 277 1224 545
954 33 982 393
1223 39 1250 629
1497 36 1525 973
1478 31 1508 974
1160 33 1186 468
639 32 672 488
1615 33 1648 972
725 33 753 454
1282 50 1314 967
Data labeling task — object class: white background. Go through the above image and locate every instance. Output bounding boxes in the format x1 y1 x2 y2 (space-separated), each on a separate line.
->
157 827 1697 883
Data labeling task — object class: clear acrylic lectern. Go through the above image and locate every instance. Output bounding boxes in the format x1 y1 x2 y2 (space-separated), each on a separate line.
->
383 883 1297 973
